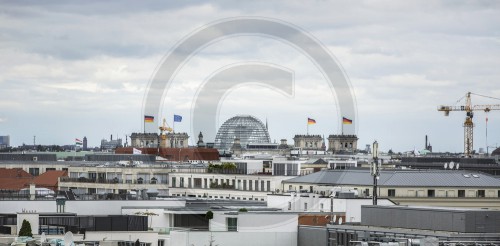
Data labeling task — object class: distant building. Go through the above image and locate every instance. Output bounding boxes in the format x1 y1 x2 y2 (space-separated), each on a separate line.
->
83 136 88 151
100 135 122 151
214 115 271 152
327 134 358 153
0 135 10 149
130 132 189 148
293 135 324 151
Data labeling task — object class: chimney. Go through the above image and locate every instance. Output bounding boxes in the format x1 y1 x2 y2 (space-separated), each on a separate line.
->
111 134 113 141
425 135 428 149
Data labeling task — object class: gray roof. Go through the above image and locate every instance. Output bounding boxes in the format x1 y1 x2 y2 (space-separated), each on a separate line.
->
284 169 500 187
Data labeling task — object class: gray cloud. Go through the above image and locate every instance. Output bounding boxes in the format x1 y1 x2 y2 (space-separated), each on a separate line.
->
0 1 499 151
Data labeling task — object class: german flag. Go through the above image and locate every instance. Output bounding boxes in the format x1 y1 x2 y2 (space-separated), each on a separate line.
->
144 115 154 123
307 118 316 125
342 117 352 124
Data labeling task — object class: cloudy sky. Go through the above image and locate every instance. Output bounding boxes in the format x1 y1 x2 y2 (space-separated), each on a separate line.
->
1 1 499 152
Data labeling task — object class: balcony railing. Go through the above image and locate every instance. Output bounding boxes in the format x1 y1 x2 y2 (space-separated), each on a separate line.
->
60 177 167 185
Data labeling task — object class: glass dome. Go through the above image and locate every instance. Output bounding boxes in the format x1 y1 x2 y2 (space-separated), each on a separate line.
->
214 115 271 151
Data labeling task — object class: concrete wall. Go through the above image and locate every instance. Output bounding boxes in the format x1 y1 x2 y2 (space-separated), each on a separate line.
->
267 195 394 222
17 213 39 235
209 212 298 232
0 200 185 215
298 226 328 246
169 231 296 246
361 205 500 233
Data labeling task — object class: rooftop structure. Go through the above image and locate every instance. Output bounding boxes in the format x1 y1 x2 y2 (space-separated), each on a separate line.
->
214 115 271 152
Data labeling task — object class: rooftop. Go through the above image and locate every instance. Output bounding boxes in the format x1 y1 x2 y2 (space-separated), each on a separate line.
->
284 169 500 187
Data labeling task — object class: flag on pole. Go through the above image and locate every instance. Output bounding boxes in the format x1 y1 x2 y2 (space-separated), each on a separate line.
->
307 118 316 125
75 138 83 146
174 114 182 122
342 117 353 124
133 148 142 155
144 115 154 123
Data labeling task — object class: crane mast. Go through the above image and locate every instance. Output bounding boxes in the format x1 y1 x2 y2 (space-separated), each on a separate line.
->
438 92 500 157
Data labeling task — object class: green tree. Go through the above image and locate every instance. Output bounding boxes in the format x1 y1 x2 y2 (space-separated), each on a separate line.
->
18 219 33 237
205 210 214 220
238 208 248 212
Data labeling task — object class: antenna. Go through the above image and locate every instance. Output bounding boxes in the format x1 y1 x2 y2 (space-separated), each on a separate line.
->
449 161 455 169
444 163 448 169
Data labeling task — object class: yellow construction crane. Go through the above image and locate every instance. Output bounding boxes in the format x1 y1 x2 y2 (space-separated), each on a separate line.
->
438 92 500 157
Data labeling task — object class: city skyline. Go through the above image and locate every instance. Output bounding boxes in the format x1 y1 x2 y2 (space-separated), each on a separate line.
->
0 1 499 152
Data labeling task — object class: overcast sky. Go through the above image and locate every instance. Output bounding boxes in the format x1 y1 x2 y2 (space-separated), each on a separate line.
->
1 1 499 152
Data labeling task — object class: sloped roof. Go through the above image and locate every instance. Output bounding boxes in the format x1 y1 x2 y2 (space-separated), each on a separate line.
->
33 170 68 189
284 169 500 187
0 168 32 178
0 168 33 190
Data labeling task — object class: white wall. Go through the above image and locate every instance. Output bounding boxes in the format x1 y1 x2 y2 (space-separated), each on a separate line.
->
85 231 158 246
169 231 296 246
266 194 395 222
209 212 298 232
17 213 39 235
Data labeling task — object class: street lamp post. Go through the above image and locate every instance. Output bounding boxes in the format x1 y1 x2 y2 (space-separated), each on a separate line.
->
371 140 379 205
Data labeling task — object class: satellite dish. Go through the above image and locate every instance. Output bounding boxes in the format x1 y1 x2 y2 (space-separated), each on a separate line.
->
64 232 74 246
338 217 343 225
449 161 455 169
333 215 337 223
456 163 460 170
41 232 46 243
444 163 448 169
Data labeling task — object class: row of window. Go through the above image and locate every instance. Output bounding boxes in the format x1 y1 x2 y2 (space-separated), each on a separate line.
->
171 193 265 201
386 189 499 198
171 177 271 191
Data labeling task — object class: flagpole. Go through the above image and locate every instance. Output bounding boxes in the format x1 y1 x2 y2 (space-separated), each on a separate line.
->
307 119 309 135
144 116 146 134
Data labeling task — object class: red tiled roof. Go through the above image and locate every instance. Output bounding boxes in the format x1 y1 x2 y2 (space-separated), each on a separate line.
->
0 168 33 190
0 168 32 178
33 170 68 191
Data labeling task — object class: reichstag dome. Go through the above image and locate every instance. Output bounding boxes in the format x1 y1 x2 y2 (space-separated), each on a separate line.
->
214 115 271 151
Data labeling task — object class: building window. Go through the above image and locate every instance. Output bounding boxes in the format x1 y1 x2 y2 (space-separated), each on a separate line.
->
261 180 265 191
227 218 238 231
289 185 292 191
304 202 308 211
498 190 500 198
427 189 435 197
137 178 144 184
249 180 253 191
320 203 324 211
458 190 465 197
365 188 370 197
288 202 291 210
255 180 259 191
29 168 40 176
180 177 184 188
388 189 396 197
171 177 176 188
243 180 247 190
478 190 485 198
267 181 271 192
